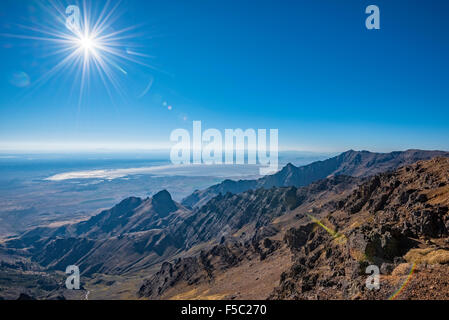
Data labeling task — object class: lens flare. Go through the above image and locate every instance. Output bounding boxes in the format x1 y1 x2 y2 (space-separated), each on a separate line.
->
388 263 416 300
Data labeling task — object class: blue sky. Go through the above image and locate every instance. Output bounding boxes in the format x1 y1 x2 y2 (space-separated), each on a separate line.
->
0 0 448 153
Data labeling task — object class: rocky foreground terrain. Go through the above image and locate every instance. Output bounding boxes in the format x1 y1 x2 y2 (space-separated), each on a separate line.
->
271 157 449 299
1 150 449 300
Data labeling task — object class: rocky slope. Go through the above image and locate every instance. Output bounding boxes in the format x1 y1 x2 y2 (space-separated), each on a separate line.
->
271 157 449 299
139 157 449 300
177 175 359 250
138 176 360 299
182 150 449 209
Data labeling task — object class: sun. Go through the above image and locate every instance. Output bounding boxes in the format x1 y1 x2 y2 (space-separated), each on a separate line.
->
79 36 94 50
77 34 97 56
4 1 154 105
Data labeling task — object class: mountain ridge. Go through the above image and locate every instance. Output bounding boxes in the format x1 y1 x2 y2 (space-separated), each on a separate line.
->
181 149 449 208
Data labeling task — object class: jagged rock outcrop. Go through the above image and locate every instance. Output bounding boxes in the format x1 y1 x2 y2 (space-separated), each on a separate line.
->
151 190 178 217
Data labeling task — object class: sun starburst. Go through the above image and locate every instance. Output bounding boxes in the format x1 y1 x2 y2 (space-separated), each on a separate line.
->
2 0 155 106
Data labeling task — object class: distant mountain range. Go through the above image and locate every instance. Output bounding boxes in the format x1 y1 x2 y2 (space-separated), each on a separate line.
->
2 149 449 299
182 149 449 208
